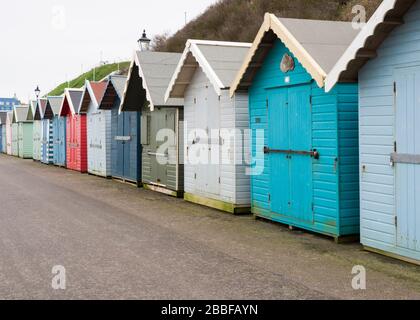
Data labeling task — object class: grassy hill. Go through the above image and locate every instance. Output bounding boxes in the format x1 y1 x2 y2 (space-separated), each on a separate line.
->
48 62 130 96
153 0 382 52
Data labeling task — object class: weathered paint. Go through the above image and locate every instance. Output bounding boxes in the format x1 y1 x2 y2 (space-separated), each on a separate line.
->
52 115 66 166
18 122 33 159
248 39 359 238
141 106 184 196
87 102 112 178
111 96 141 184
183 67 251 212
359 1 420 262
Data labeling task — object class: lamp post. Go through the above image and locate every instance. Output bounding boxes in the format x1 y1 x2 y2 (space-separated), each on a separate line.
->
138 30 151 52
35 86 41 99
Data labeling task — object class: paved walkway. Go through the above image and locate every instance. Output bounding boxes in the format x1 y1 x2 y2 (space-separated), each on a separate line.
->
0 154 419 299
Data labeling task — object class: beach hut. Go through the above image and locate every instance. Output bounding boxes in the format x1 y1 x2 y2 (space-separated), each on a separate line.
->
0 112 7 153
230 14 361 238
40 99 54 164
32 100 42 161
79 80 109 177
325 0 420 262
5 111 13 155
102 75 141 185
121 51 184 196
13 105 33 159
165 40 252 211
11 109 20 156
48 96 66 167
59 88 85 172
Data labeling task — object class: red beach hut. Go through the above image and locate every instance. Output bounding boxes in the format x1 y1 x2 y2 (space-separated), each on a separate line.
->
59 88 86 173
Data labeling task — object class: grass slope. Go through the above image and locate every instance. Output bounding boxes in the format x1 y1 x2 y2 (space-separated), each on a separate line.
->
48 62 130 96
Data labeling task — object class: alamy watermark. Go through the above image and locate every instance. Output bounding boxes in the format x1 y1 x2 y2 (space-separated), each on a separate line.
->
52 265 66 290
352 265 366 290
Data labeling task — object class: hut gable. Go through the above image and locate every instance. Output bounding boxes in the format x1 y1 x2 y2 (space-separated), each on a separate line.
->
166 40 251 100
59 89 84 117
99 76 127 110
47 96 64 116
79 81 107 113
230 14 359 94
13 106 30 123
120 51 183 112
326 0 416 91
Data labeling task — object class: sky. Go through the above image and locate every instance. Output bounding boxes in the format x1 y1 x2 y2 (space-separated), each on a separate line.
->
0 0 216 102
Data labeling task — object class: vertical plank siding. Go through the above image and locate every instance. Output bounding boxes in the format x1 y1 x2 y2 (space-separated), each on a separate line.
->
184 67 250 209
249 39 359 237
359 1 420 261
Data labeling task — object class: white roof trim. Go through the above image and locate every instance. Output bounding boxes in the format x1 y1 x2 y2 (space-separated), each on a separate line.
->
165 39 251 101
325 0 400 92
79 80 100 113
230 13 327 96
119 55 136 114
119 51 155 112
59 88 84 116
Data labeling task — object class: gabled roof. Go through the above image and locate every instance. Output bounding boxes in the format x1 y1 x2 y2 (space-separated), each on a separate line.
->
59 88 84 116
0 112 7 125
165 40 251 100
47 96 64 116
99 75 127 110
230 14 360 95
35 98 48 120
120 51 183 112
79 80 108 113
26 103 34 121
325 0 416 92
13 105 30 123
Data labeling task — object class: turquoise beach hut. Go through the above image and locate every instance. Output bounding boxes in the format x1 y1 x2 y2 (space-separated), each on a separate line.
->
230 14 361 240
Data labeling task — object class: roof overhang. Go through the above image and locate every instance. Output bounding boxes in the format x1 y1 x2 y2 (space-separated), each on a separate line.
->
59 88 83 117
230 13 327 96
165 40 227 101
325 0 416 92
119 53 149 113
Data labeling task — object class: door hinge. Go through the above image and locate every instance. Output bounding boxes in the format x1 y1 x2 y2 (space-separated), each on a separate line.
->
266 98 268 109
394 141 397 153
395 216 398 227
393 82 396 94
268 194 271 202
194 173 197 179
218 177 221 184
312 203 314 212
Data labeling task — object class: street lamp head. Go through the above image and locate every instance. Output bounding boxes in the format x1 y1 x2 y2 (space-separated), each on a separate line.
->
35 85 41 98
138 29 151 52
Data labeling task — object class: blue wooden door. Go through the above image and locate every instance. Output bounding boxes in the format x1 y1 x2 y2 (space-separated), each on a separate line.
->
112 107 125 179
124 111 139 182
58 117 66 166
268 85 313 223
394 66 420 252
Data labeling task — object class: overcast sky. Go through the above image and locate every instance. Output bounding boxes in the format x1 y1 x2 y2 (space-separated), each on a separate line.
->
0 0 216 102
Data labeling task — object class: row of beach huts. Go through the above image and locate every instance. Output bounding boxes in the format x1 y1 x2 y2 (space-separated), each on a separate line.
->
0 0 419 265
